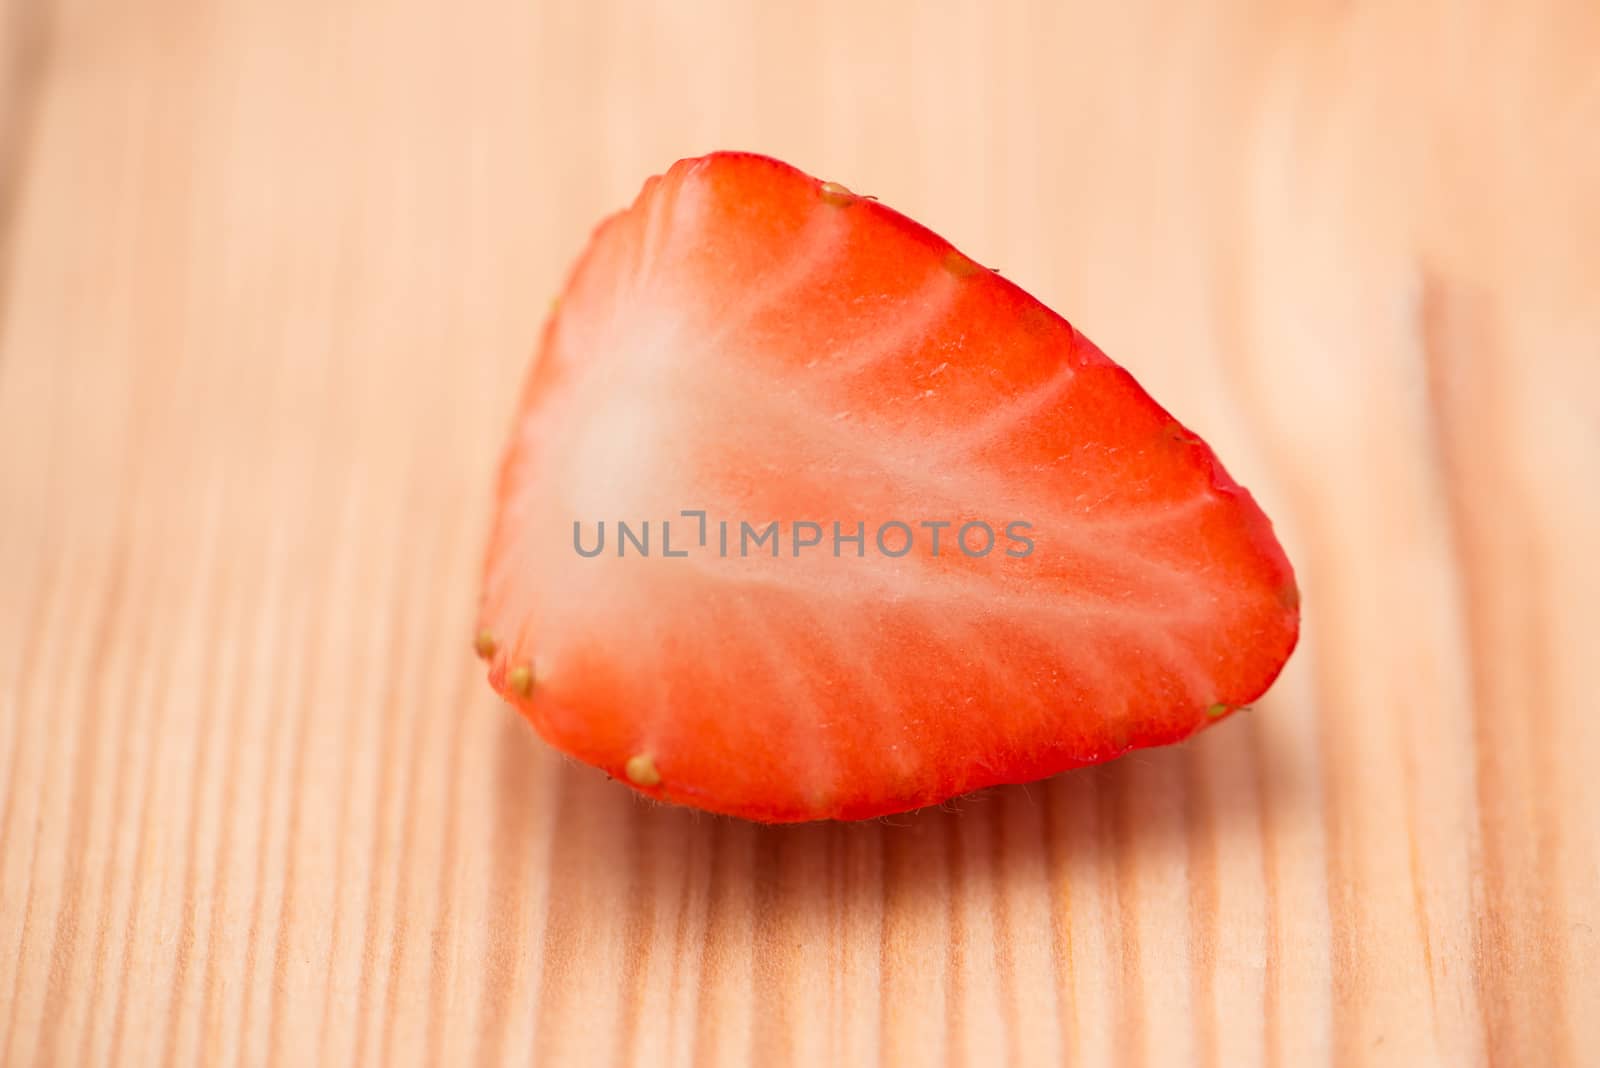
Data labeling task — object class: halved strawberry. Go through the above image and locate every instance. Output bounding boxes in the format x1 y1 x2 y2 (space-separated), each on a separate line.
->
477 152 1298 822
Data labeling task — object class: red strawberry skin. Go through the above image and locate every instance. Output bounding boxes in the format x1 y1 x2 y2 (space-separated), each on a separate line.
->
478 152 1299 823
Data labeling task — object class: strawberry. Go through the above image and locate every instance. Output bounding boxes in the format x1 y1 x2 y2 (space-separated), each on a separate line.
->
477 152 1298 822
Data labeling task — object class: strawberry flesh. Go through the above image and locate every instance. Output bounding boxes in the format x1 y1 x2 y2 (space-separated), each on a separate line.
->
478 152 1299 822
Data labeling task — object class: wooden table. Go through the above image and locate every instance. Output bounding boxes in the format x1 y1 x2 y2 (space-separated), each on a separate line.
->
3 2 1597 1065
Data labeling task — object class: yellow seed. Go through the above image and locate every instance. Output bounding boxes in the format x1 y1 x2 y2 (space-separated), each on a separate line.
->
507 664 533 697
1163 421 1201 446
819 180 856 206
943 249 982 277
1206 702 1230 719
473 629 497 659
624 753 661 787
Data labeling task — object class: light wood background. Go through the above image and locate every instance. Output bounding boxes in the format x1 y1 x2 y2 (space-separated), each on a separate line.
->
3 1 1598 1065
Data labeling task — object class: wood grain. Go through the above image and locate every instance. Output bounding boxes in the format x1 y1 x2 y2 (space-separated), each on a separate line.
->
2 1 1598 1065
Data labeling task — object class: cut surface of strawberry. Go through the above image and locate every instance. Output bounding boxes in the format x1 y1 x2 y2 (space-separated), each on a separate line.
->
478 152 1299 822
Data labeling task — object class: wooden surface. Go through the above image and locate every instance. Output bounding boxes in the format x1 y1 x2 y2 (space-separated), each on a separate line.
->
3 2 1598 1065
